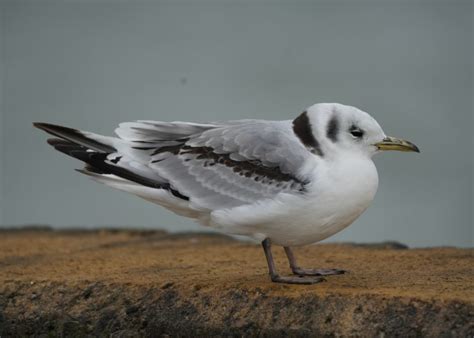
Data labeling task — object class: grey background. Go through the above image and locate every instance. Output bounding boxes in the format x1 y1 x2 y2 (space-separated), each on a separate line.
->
1 0 472 247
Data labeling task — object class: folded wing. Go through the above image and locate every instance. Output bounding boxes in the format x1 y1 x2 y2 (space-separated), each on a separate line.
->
141 121 312 210
35 119 313 214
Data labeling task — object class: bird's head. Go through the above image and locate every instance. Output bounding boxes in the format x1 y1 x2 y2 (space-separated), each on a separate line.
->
293 103 419 159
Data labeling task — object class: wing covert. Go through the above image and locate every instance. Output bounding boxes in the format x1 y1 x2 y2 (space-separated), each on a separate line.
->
147 121 313 210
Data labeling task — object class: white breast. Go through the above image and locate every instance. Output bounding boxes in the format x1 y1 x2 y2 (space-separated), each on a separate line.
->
211 154 379 246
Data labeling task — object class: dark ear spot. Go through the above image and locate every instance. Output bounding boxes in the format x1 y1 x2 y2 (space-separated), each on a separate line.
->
326 116 339 142
292 111 324 157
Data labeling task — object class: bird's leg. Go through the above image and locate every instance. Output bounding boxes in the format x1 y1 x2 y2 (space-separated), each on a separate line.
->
261 239 324 284
284 246 346 276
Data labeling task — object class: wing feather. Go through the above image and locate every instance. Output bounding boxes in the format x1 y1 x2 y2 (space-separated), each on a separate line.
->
37 119 314 214
144 120 312 210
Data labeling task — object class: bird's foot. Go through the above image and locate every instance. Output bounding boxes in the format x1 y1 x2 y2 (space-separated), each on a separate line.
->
270 274 325 285
291 267 347 276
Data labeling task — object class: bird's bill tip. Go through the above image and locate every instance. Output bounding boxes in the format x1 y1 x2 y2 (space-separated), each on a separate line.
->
374 136 420 153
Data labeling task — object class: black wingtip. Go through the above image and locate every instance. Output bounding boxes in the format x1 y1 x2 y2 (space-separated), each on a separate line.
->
46 137 60 146
46 137 72 147
33 122 51 131
33 122 79 135
34 122 116 153
33 122 52 129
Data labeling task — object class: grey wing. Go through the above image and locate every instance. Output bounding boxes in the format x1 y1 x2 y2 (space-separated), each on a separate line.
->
36 119 313 215
147 121 313 210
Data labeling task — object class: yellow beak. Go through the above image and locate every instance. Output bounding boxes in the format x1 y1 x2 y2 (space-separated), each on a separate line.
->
374 136 420 153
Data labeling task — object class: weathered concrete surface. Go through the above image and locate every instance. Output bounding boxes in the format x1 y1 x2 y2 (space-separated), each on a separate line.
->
0 229 472 337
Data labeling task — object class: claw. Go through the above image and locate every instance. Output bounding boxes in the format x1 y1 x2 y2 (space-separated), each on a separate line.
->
292 268 347 276
271 274 325 285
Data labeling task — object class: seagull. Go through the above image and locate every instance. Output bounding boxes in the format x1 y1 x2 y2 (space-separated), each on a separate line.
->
34 103 419 284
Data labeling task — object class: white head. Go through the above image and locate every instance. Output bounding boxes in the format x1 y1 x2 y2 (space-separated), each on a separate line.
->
292 103 419 159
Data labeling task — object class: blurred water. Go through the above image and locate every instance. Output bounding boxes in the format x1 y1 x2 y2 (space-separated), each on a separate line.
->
1 0 472 247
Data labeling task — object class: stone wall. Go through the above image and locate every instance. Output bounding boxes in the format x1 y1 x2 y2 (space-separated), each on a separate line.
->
0 229 472 336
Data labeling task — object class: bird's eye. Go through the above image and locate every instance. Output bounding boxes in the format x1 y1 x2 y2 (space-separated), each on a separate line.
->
350 127 364 138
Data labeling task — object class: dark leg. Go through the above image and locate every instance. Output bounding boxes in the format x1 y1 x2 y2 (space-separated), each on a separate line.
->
261 239 324 284
284 246 346 276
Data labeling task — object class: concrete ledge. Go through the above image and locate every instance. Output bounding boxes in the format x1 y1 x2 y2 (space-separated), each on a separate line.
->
0 229 472 336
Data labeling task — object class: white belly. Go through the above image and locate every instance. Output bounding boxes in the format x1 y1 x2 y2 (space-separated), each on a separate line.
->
211 156 379 246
